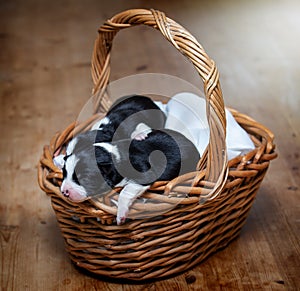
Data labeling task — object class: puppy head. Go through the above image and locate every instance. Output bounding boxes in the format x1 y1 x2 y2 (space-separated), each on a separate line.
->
60 131 121 202
61 153 88 202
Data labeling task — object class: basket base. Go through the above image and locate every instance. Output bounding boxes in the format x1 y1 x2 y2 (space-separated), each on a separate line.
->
69 230 241 283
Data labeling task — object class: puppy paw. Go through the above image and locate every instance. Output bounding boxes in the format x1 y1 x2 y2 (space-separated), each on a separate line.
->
116 205 129 225
117 209 128 225
133 132 149 141
131 123 152 140
117 215 127 225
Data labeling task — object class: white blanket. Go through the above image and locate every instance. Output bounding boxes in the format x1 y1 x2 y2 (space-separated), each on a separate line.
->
155 92 255 160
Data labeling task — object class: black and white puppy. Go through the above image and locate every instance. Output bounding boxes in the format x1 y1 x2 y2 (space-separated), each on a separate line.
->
94 124 200 224
55 95 166 201
54 95 200 224
59 123 199 224
93 94 166 141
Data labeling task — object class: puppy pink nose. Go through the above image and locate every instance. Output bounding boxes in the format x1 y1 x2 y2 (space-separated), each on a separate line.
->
61 181 87 202
61 182 72 198
62 189 69 197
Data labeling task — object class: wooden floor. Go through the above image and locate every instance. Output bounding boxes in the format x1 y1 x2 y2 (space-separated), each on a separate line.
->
1 0 299 290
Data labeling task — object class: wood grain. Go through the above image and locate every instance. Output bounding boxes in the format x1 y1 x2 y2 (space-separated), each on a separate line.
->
1 0 299 290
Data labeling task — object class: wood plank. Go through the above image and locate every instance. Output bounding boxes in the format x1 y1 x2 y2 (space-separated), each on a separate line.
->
0 0 299 290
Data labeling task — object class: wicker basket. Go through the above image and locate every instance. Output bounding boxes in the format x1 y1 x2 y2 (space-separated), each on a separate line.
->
38 9 277 281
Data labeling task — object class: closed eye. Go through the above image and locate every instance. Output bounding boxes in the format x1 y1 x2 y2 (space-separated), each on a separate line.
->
64 154 72 161
62 154 71 178
62 166 67 179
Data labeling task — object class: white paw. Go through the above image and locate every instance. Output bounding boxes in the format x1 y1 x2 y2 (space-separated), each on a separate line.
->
131 123 152 140
117 206 129 225
133 132 149 141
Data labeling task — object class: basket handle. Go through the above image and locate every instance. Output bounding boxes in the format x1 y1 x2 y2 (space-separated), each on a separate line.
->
91 9 228 198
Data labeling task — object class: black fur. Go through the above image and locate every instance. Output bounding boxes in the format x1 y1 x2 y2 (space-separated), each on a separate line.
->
63 129 200 197
62 95 166 195
96 95 166 142
96 129 200 189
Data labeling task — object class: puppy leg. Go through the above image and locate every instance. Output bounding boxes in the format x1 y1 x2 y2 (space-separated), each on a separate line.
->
117 183 150 225
130 123 152 141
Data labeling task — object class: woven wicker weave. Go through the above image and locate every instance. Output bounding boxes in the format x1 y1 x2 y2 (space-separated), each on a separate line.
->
38 9 277 281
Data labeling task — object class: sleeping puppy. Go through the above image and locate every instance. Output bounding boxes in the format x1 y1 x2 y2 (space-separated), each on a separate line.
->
59 130 110 202
93 94 166 141
94 125 200 224
55 94 166 199
54 95 166 197
54 95 199 224
60 123 200 224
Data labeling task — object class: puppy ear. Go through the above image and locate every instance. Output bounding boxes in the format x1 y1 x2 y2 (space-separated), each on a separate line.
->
53 154 65 169
66 137 78 155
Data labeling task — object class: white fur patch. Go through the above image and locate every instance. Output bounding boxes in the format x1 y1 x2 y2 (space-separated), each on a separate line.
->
93 142 121 162
61 153 88 200
66 137 78 155
91 117 110 130
65 154 77 180
117 183 150 224
61 179 87 196
53 154 65 169
115 178 129 187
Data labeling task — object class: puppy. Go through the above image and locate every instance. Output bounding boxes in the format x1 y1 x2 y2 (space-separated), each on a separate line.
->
93 94 166 141
55 95 166 201
59 130 114 202
95 124 200 224
55 96 200 224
